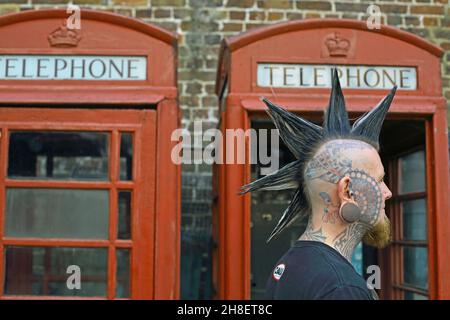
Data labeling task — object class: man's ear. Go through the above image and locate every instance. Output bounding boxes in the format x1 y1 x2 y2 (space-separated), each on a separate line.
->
337 176 362 223
337 176 352 203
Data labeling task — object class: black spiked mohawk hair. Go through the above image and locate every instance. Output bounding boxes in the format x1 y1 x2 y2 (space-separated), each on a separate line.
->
240 68 397 243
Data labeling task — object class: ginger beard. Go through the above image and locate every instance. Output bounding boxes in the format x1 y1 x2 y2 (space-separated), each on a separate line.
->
362 215 391 249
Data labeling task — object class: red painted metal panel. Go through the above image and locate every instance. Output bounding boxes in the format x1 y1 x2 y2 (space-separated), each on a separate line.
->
134 110 157 299
216 19 443 98
154 99 181 299
0 9 177 104
430 107 450 299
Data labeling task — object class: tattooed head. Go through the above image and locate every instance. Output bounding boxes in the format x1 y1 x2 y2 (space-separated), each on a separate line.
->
240 68 397 243
303 139 392 249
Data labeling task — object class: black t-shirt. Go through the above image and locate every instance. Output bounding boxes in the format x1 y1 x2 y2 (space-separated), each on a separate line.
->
265 240 376 300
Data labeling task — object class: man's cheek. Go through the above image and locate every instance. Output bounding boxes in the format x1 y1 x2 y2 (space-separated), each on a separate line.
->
347 169 383 226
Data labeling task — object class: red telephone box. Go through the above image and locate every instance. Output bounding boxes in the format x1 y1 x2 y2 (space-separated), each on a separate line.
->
214 19 449 300
0 9 180 299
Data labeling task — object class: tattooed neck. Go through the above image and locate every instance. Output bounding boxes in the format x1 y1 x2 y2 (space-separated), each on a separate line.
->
329 222 370 261
299 219 370 262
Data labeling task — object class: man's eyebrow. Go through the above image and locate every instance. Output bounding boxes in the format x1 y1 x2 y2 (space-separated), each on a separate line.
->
378 172 385 181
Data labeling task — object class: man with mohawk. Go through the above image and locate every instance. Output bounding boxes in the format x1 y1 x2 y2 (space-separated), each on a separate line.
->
241 69 396 300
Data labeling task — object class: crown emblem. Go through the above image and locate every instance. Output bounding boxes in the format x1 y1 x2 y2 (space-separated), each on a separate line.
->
48 22 81 48
325 32 350 57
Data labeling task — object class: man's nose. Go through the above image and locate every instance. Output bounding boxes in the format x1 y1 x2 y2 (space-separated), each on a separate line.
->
383 183 392 200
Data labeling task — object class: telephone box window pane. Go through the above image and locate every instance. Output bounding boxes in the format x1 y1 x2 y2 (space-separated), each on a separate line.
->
120 133 133 181
403 246 428 290
8 131 109 180
6 188 109 239
402 199 427 241
404 291 428 300
118 191 131 239
399 150 425 194
116 249 130 298
4 246 107 297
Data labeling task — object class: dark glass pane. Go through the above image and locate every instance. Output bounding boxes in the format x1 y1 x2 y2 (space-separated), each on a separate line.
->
4 246 107 297
402 199 427 241
6 188 109 239
116 249 130 298
399 150 425 194
404 291 428 300
120 133 133 181
403 246 428 290
118 191 131 239
8 131 109 180
180 167 214 300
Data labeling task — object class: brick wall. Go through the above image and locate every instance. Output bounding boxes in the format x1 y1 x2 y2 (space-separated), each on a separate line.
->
0 0 448 297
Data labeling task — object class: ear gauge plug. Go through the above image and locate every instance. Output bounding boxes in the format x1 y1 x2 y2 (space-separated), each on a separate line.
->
339 186 362 223
339 202 362 223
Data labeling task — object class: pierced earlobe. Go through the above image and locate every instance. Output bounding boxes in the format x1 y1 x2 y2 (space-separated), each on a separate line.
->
339 186 361 223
